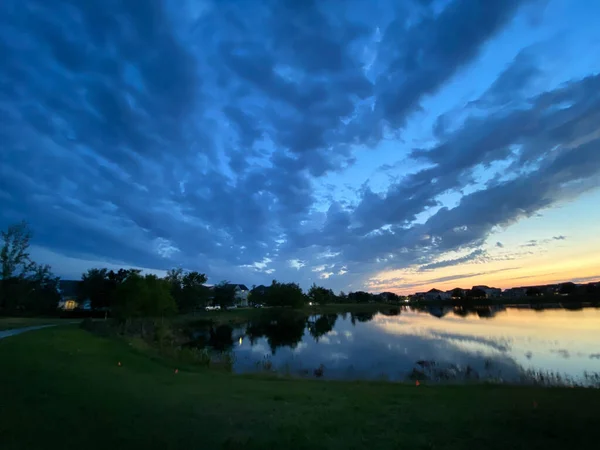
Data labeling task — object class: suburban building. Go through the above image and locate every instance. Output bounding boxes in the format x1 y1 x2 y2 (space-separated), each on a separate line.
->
472 285 502 298
225 284 250 307
502 287 527 298
424 288 451 301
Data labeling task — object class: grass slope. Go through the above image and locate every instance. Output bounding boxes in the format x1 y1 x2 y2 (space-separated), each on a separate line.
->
1 327 598 450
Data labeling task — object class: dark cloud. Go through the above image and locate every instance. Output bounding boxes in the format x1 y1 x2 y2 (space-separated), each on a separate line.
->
496 242 504 248
375 0 531 128
1 0 597 292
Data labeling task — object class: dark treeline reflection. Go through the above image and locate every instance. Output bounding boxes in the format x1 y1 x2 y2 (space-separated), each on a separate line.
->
191 303 595 356
308 314 338 342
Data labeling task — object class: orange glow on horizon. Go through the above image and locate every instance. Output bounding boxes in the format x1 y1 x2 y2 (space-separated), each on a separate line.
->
368 248 600 295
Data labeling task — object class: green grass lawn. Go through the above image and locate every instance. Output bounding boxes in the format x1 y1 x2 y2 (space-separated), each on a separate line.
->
1 327 598 450
0 316 77 331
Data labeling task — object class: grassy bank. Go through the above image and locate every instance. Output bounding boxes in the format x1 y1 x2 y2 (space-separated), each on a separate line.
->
176 303 391 327
1 327 598 449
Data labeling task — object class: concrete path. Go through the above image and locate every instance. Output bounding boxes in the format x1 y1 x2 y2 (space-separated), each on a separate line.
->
0 325 57 340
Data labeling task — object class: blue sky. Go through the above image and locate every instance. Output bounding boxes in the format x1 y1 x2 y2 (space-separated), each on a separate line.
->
1 0 599 293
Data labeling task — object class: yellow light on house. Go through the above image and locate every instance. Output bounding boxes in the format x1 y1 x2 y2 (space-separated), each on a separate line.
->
239 337 243 345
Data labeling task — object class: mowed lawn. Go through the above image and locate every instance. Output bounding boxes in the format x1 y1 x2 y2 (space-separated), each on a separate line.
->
1 327 598 450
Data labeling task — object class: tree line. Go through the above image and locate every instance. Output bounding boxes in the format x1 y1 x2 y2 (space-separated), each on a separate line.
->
0 222 388 318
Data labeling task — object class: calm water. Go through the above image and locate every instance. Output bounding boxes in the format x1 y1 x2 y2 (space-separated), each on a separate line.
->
200 306 600 385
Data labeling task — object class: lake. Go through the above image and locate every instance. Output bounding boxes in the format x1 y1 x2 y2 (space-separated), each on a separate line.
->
197 305 600 385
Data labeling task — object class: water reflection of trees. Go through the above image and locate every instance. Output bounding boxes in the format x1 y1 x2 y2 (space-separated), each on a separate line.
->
208 324 234 351
246 311 307 354
308 314 338 341
350 311 376 325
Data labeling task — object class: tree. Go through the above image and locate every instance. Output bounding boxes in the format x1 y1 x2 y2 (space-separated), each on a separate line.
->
1 222 60 314
80 268 110 310
113 273 177 321
250 285 270 305
1 221 34 280
266 280 306 308
348 291 372 303
214 281 236 308
308 283 335 305
166 268 209 312
113 273 148 320
143 275 177 317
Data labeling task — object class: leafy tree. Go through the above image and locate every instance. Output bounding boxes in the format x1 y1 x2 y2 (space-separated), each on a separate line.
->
113 273 148 320
348 291 372 303
113 273 177 321
1 221 34 280
166 268 209 312
266 280 306 308
0 222 60 314
80 268 110 310
143 274 177 317
214 281 236 308
250 285 270 305
380 292 399 303
308 283 335 305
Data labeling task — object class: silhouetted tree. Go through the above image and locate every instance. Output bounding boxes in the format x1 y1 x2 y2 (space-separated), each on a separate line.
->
308 283 335 305
166 268 209 312
0 222 60 314
80 268 110 310
266 280 306 308
213 281 236 308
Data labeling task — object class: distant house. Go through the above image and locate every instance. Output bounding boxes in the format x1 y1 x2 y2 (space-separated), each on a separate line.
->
57 280 91 310
424 288 451 301
472 285 502 298
503 287 527 298
224 284 250 307
449 287 467 298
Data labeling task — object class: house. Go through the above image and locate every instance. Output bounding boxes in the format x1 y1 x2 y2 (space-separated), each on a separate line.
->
503 287 527 298
472 285 502 298
224 284 250 307
424 288 451 301
57 280 91 310
448 287 467 299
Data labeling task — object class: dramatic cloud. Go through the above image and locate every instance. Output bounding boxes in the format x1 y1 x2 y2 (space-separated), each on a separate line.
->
1 0 599 292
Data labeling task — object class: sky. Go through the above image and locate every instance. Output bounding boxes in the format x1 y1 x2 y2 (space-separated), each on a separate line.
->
1 0 599 295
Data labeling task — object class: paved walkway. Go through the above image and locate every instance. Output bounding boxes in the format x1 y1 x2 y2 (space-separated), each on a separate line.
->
0 325 57 340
